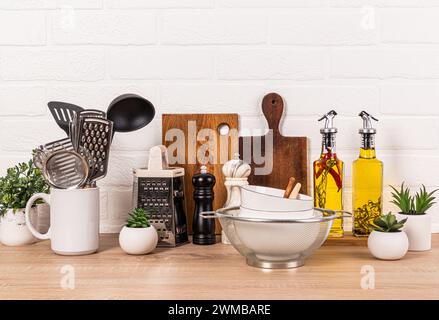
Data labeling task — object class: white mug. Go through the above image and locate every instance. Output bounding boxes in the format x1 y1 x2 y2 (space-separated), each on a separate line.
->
25 188 100 255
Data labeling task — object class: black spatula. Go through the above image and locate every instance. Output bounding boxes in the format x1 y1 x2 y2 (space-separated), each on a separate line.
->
48 101 84 136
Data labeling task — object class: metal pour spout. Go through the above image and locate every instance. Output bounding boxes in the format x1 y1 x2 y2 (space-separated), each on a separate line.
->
318 110 338 134
359 110 378 134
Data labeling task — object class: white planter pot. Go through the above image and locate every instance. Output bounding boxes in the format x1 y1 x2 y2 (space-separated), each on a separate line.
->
119 226 158 255
367 230 408 260
396 212 431 251
0 208 37 246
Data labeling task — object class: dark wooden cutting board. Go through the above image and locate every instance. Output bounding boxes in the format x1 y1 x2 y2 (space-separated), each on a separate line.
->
162 114 239 234
239 93 309 194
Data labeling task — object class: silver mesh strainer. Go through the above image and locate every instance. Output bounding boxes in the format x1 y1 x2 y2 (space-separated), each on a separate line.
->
202 207 351 269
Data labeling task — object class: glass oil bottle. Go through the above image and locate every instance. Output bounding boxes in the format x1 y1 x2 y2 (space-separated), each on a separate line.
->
313 110 344 238
352 111 383 237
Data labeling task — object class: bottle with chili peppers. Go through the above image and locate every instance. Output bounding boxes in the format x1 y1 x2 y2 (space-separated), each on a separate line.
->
313 110 344 238
352 111 383 237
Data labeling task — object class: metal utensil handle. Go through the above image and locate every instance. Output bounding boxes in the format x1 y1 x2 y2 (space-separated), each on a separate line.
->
41 137 73 152
314 207 352 219
200 211 218 219
200 206 240 219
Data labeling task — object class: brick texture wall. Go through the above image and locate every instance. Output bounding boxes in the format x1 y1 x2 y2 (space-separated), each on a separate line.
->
0 0 438 233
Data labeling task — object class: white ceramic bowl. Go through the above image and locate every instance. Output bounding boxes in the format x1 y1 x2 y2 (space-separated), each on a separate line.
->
240 185 313 212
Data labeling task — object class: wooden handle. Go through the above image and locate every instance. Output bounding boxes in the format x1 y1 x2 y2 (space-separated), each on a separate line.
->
283 177 296 198
262 92 284 137
289 183 301 199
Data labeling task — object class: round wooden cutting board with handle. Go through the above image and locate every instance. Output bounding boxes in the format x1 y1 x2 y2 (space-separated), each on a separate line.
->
239 93 309 194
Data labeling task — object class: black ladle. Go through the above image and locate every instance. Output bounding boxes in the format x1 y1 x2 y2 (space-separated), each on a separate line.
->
107 93 155 135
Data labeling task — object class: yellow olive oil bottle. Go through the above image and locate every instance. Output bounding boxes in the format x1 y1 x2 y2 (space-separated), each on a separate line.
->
352 111 383 237
313 110 344 238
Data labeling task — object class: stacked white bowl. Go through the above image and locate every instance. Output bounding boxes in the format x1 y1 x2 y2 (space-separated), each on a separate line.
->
239 185 314 219
233 185 321 262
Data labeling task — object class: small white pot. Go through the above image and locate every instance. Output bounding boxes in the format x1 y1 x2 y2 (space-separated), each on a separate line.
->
396 213 431 251
119 225 158 255
368 230 408 260
0 208 37 246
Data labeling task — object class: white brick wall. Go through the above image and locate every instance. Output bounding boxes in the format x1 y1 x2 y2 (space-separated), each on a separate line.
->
0 1 103 10
270 10 377 45
1 3 439 233
218 49 327 80
51 11 157 45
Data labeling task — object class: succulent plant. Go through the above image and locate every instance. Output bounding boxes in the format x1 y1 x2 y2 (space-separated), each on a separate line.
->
370 212 407 233
126 208 153 228
390 182 438 215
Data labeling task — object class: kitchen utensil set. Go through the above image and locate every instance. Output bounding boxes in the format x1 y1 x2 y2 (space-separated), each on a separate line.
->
36 112 113 189
35 94 155 190
58 110 112 189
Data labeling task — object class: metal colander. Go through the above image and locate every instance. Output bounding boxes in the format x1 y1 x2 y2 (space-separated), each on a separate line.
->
202 207 351 269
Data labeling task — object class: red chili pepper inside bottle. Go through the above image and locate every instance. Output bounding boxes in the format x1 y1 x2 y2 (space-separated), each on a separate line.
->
313 110 344 238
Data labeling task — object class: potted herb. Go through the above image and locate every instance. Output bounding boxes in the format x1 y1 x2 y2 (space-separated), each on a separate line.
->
0 159 49 246
119 208 158 255
367 213 408 260
390 183 437 251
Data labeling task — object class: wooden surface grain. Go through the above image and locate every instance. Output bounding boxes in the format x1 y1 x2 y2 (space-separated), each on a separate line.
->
0 234 438 300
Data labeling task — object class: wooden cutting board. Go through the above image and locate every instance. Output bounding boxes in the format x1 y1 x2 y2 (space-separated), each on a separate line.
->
162 114 239 234
239 93 309 194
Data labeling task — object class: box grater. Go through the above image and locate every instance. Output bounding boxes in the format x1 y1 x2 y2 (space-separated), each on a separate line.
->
133 145 189 247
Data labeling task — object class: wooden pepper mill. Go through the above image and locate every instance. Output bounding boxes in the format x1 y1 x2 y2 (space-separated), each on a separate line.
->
192 165 216 245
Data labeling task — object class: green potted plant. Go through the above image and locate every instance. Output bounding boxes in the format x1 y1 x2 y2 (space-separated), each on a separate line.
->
119 208 158 255
390 183 437 251
367 213 408 260
0 159 48 246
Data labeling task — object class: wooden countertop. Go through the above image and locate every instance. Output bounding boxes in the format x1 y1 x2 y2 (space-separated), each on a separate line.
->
1 234 438 300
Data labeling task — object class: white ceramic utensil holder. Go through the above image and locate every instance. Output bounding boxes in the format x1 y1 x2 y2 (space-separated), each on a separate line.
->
25 188 100 255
